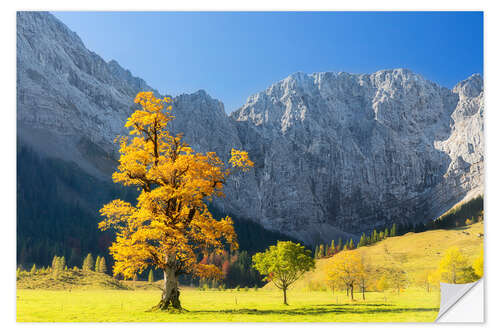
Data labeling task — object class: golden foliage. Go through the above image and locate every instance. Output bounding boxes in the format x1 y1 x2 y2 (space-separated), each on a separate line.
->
99 92 253 279
472 248 483 278
325 251 364 293
438 246 470 284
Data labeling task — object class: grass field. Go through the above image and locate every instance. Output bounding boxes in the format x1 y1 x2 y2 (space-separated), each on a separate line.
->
16 222 482 322
16 287 439 322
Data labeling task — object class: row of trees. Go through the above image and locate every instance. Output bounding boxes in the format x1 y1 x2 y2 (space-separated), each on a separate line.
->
321 245 484 300
428 196 484 229
314 224 399 259
18 253 109 278
324 249 408 300
82 254 108 273
314 198 484 262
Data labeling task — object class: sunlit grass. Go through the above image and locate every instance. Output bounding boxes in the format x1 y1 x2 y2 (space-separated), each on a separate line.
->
17 287 439 322
17 223 482 322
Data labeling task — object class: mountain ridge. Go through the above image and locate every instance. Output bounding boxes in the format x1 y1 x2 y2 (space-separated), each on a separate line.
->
17 11 484 245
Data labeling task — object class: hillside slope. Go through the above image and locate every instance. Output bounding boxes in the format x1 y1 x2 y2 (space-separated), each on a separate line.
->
269 221 483 291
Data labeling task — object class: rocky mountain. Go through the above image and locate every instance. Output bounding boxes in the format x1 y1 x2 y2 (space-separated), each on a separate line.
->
17 11 484 246
231 70 483 243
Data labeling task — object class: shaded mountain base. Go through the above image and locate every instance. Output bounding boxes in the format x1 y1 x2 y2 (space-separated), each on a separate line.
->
17 143 298 270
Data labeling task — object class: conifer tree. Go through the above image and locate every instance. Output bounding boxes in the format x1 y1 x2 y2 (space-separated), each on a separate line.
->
82 253 95 271
379 231 384 240
314 245 319 259
330 240 335 255
348 239 354 250
359 233 366 247
319 244 325 258
390 223 397 237
384 228 389 238
30 263 36 275
51 255 65 278
95 256 101 272
51 255 59 270
337 238 343 252
59 256 66 270
99 257 107 274
148 269 154 283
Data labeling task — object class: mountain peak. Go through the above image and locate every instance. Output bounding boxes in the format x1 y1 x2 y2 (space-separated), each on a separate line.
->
453 73 483 98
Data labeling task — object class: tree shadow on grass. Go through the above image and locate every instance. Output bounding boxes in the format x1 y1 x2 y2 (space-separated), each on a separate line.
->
189 305 439 316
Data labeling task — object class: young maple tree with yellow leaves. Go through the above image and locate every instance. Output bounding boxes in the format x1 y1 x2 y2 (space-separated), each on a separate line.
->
99 92 253 311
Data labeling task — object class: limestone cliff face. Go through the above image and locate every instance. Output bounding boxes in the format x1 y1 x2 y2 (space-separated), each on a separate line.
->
17 12 483 244
230 70 483 243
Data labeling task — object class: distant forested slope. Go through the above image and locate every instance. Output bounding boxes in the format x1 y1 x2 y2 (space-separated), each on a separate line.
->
17 143 298 270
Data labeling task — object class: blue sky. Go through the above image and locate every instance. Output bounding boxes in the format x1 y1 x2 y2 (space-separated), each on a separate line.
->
52 11 483 113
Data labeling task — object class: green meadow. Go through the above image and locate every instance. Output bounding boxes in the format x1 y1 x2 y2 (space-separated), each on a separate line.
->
17 221 483 322
17 287 439 322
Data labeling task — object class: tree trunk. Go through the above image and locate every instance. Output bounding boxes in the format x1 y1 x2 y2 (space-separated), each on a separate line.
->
350 284 354 301
283 287 288 305
152 266 181 311
362 286 365 300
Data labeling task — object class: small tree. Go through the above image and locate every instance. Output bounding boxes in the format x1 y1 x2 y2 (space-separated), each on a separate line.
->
83 253 95 271
319 244 325 258
148 269 154 283
325 263 340 296
329 240 335 255
252 241 315 305
376 274 389 292
387 267 407 295
473 249 483 278
358 233 366 248
99 257 107 274
358 255 371 300
51 255 65 278
416 270 434 293
390 223 397 237
439 247 469 284
327 251 362 300
95 256 101 272
59 256 66 270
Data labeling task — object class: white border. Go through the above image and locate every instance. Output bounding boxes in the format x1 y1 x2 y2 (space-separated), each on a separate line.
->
2 0 498 331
